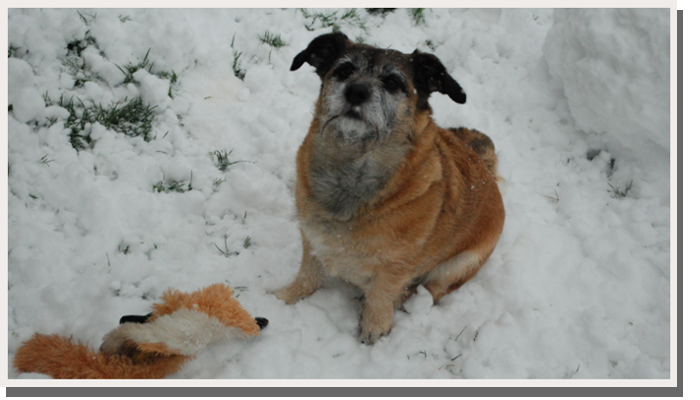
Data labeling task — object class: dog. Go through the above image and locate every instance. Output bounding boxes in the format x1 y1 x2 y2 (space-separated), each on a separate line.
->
274 32 505 344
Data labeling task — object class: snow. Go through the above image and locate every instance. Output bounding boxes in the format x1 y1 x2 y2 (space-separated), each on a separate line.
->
6 8 672 380
545 9 671 152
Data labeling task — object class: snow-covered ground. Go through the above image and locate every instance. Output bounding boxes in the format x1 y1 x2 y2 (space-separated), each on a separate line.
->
7 8 672 380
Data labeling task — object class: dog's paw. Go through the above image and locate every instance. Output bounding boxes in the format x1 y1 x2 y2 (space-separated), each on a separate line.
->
271 286 304 305
359 314 393 345
359 326 391 345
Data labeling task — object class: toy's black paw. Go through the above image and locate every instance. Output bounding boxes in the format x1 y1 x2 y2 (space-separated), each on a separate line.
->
255 317 268 330
119 313 153 325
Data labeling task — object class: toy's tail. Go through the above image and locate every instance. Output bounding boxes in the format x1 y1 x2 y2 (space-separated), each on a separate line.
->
13 333 189 379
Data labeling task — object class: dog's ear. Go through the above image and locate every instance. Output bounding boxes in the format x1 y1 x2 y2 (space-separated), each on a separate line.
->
411 50 466 105
291 32 351 78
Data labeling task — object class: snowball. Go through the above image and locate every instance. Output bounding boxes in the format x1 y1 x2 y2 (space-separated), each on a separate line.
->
41 105 70 121
133 69 171 108
244 65 275 93
81 46 125 87
59 72 75 89
12 88 45 123
8 58 36 104
403 285 433 315
161 154 193 183
82 81 106 105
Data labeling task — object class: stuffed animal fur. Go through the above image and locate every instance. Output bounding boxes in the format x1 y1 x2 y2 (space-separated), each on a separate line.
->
13 283 268 379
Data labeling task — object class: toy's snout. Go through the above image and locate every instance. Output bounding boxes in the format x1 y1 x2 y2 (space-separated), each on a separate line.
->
255 317 268 330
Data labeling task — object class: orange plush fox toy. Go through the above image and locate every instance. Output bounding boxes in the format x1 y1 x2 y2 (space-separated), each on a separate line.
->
13 284 268 379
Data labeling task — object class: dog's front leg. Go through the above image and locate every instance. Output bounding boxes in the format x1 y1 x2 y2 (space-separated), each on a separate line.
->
273 233 325 304
359 271 409 344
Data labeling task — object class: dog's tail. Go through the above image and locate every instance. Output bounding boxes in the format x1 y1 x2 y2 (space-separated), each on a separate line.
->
449 127 501 180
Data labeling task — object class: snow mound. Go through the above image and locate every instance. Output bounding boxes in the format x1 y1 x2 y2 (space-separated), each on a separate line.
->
544 9 670 152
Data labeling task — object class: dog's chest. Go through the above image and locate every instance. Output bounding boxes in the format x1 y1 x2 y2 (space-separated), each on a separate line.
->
300 219 381 288
308 153 388 221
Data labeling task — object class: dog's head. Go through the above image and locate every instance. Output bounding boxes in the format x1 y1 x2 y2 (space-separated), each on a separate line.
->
291 32 466 145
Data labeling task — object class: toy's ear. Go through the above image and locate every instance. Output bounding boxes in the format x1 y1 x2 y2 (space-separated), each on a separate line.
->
291 31 352 78
411 50 466 105
119 313 153 325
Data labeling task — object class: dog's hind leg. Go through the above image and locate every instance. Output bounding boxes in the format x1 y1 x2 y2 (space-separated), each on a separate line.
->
422 250 487 304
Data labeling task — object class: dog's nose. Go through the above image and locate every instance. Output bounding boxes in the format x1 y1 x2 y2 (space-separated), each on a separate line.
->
344 83 370 105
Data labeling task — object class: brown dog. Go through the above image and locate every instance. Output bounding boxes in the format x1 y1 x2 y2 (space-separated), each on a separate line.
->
274 32 505 344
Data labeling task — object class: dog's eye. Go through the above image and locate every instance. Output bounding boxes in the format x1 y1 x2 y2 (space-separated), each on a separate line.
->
382 75 404 93
333 63 355 80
